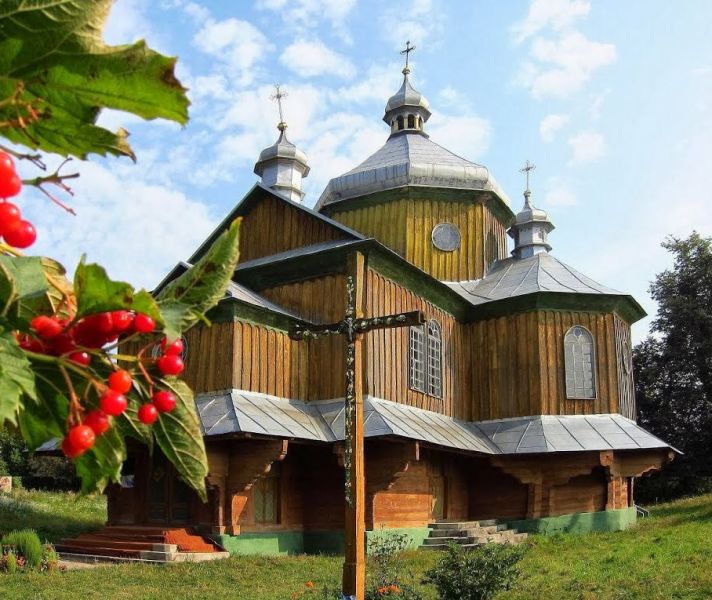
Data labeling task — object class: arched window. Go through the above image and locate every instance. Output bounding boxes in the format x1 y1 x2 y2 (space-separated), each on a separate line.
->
485 231 499 273
409 325 426 392
564 326 596 399
409 320 443 398
427 321 442 397
407 114 415 129
418 116 423 128
397 115 404 130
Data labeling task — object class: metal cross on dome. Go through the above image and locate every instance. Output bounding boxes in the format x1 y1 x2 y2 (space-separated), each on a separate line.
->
400 40 416 71
520 160 536 193
270 84 287 125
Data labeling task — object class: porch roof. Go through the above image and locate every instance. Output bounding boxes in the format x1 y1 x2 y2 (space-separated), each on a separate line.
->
196 390 675 455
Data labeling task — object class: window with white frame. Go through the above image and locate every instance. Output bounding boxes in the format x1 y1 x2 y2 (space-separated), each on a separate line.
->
409 320 443 398
564 326 596 399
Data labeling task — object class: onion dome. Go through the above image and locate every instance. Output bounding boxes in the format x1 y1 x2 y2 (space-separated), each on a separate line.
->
508 187 555 259
383 65 432 135
254 86 310 203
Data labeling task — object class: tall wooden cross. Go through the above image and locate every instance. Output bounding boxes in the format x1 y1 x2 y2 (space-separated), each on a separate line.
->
290 254 424 600
400 40 416 71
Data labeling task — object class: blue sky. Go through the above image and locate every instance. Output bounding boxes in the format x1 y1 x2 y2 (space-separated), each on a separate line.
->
20 0 712 342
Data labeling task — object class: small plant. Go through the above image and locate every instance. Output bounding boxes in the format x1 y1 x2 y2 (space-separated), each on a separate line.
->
366 531 424 600
1 529 43 569
4 550 17 574
423 542 525 600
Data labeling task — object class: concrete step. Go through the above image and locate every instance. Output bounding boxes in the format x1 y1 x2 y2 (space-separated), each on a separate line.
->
429 519 498 529
422 536 470 545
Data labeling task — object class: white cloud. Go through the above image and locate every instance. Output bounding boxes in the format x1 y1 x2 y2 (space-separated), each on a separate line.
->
193 18 272 86
517 32 616 98
256 0 357 41
511 0 590 43
24 160 216 290
568 130 606 164
543 176 577 206
589 89 610 119
104 0 155 45
330 63 400 104
280 39 356 79
428 114 492 161
379 0 444 48
539 113 570 142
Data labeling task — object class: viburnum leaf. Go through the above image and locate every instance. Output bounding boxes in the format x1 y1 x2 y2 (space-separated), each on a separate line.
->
0 255 50 322
0 0 189 160
74 426 126 493
0 327 37 426
74 260 163 322
152 378 208 501
158 219 241 341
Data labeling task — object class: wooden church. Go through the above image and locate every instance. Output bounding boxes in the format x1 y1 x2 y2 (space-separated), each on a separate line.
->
105 60 675 555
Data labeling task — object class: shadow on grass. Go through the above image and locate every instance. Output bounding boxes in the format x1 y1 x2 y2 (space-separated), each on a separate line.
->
0 493 105 544
649 499 712 524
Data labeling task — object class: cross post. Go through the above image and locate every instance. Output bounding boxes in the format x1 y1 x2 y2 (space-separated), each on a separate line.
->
289 253 424 600
400 40 416 72
519 159 536 193
270 84 288 127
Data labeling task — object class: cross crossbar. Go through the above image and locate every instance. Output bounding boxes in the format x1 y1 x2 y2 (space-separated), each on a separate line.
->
289 310 424 341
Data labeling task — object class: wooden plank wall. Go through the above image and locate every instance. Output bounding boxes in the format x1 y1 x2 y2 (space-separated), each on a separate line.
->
550 470 607 515
332 198 508 282
470 310 621 420
614 316 636 419
182 322 235 393
365 268 471 418
238 193 347 264
537 311 619 416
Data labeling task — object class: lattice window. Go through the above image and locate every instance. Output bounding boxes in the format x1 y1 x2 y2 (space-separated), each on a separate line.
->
409 325 426 392
427 321 442 398
254 463 281 524
564 326 597 399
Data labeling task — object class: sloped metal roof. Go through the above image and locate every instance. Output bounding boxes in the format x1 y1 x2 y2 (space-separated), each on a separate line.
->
445 253 622 305
196 390 673 455
316 132 511 210
225 281 301 319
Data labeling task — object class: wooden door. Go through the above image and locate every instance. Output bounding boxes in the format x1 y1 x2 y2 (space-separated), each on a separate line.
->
430 476 446 521
147 454 192 525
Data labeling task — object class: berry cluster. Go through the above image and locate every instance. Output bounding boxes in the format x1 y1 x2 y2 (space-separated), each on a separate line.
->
0 151 35 249
19 308 183 459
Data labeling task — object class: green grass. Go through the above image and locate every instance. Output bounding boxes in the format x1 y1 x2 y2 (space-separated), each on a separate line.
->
0 488 106 544
1 491 712 599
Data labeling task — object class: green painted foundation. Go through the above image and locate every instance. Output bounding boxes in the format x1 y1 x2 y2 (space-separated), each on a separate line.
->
212 527 431 556
505 507 637 535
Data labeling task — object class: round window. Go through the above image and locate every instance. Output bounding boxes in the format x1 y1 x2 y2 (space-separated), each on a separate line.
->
431 223 461 252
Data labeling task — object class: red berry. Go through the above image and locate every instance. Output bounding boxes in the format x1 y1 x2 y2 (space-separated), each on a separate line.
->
100 389 127 416
157 354 184 376
0 202 20 236
0 151 15 173
111 310 134 333
134 313 155 334
3 219 36 248
67 424 95 452
138 403 159 425
83 410 110 436
68 351 91 366
30 315 63 339
161 337 184 356
61 436 83 459
52 333 77 355
0 172 21 198
18 335 45 353
72 320 107 349
152 390 177 413
108 369 132 394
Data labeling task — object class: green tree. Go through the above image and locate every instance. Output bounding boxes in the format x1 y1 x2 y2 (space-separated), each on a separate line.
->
635 232 712 502
0 1 239 499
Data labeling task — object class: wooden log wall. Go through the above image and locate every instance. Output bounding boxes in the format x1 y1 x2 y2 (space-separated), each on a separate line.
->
331 198 508 282
364 268 470 418
470 310 622 420
238 192 347 264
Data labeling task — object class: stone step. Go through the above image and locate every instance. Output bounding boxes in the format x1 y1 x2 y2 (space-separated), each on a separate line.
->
419 530 528 552
429 519 498 529
422 536 470 545
139 550 178 561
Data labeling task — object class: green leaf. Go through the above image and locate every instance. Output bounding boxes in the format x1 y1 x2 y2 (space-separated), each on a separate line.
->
0 0 189 159
74 426 126 494
158 219 241 340
152 378 208 502
0 255 50 321
0 328 37 426
74 260 162 322
115 395 153 448
16 370 66 449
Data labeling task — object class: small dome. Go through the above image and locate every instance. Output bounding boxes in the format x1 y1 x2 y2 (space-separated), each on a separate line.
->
384 70 431 120
254 123 310 203
254 125 309 176
508 190 555 259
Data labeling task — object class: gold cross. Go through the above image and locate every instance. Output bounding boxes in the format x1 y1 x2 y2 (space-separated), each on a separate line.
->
270 84 287 124
400 40 416 70
520 160 536 192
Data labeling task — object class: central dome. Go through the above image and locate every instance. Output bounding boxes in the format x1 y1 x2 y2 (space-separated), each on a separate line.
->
316 67 510 211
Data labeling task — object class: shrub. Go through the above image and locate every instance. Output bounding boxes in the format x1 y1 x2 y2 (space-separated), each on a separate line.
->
2 529 44 569
0 428 29 476
3 551 18 574
423 542 525 600
366 531 424 600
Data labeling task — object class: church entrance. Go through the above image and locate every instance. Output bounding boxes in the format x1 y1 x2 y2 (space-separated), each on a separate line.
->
147 453 192 525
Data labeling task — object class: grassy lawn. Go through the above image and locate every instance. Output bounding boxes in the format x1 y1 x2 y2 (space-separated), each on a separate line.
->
1 490 712 599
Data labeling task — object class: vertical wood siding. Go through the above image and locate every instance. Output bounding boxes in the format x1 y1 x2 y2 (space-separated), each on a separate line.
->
332 198 508 282
614 316 636 419
238 193 347 264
